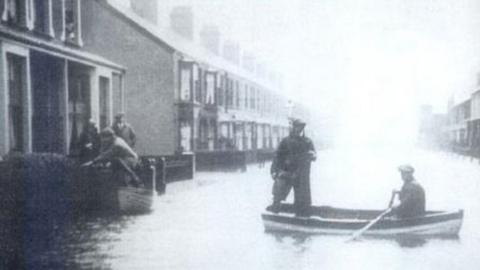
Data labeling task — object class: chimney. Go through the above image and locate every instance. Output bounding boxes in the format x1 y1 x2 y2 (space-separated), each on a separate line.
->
131 0 158 25
200 25 221 55
223 40 240 65
170 6 194 40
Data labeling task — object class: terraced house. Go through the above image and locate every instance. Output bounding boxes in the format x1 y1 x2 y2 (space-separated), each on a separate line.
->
0 0 295 170
0 0 125 157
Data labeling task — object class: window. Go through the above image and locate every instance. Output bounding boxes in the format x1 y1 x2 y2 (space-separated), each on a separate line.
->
244 84 249 109
1 0 34 28
226 77 233 108
216 74 224 106
180 120 192 152
180 65 192 101
235 81 240 108
250 87 255 109
193 65 202 103
7 54 27 152
64 0 82 45
33 1 46 33
68 66 91 154
205 72 215 105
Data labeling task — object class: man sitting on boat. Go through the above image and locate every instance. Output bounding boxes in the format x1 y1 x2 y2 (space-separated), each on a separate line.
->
267 118 316 217
390 165 426 218
82 127 142 187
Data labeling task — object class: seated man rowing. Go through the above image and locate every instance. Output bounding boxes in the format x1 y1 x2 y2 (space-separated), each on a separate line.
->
389 164 426 218
82 127 142 187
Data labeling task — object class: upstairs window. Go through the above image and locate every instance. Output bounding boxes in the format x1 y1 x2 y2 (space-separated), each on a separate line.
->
64 0 82 45
215 74 224 107
205 72 215 105
2 0 25 26
179 62 192 102
65 0 75 40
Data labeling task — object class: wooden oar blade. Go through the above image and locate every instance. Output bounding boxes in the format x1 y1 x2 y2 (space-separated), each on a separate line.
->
346 207 393 242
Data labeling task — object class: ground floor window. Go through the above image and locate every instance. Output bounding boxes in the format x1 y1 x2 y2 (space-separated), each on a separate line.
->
7 53 26 152
180 121 192 152
68 63 91 155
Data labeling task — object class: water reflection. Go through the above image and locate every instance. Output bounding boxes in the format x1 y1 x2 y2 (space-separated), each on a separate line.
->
17 213 136 269
267 229 462 250
2 149 478 269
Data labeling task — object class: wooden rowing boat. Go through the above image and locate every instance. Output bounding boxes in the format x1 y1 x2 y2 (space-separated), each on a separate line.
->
117 185 154 214
79 160 156 214
262 204 463 236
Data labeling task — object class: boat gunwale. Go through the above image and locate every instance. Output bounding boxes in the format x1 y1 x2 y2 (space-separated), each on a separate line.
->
262 207 464 231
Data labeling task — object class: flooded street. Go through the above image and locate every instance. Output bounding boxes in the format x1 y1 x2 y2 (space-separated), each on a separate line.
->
33 148 480 269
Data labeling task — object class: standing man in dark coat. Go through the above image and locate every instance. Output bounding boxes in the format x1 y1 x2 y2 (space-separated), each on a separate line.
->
391 165 426 218
112 112 137 148
268 118 316 217
78 119 100 163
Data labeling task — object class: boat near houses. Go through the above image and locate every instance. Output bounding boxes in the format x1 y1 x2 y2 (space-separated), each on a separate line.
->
262 204 463 237
79 160 157 215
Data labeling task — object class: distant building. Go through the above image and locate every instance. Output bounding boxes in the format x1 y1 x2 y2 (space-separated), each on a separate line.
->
417 105 447 149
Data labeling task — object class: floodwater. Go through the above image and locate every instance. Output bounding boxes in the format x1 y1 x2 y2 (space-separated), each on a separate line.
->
19 147 480 269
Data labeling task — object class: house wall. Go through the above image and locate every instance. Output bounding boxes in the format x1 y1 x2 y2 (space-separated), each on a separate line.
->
81 1 177 155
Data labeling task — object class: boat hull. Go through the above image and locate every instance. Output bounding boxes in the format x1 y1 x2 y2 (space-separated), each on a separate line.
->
118 186 154 214
79 161 156 215
262 205 463 237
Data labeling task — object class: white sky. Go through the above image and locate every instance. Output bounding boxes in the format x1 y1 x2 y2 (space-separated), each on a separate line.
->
125 0 480 147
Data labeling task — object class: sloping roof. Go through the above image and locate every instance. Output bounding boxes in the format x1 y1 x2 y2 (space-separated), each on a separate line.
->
104 0 278 91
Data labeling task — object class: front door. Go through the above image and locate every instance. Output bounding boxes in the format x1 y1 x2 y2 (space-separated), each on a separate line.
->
31 52 64 153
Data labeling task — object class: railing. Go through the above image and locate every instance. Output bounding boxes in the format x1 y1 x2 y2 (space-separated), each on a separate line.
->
141 153 194 193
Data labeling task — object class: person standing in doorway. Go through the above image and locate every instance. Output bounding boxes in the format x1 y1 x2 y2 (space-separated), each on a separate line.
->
78 119 100 163
112 112 136 148
268 118 316 217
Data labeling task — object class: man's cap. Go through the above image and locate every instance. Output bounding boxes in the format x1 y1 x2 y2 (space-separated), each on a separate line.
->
398 164 414 174
291 118 306 127
100 127 115 137
115 112 125 119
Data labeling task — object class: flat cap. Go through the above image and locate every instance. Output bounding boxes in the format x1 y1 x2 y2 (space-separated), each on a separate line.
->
100 127 115 137
291 118 306 127
398 164 414 173
115 112 126 119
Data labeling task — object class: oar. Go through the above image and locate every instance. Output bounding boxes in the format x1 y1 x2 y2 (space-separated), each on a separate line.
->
347 192 397 242
347 207 393 242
